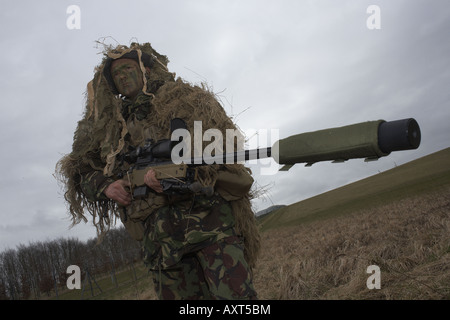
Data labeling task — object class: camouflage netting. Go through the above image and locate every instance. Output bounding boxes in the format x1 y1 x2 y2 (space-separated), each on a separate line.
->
55 42 260 267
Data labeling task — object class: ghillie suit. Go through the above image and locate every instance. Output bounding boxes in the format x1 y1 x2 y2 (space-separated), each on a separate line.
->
55 42 261 278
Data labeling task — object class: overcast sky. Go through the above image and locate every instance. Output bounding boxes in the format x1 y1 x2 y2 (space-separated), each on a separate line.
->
0 0 449 252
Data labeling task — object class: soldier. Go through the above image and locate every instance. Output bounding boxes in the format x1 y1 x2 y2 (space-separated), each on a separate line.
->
56 42 260 299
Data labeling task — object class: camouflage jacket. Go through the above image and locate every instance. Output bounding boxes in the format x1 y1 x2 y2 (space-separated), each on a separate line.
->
78 82 253 268
78 92 153 203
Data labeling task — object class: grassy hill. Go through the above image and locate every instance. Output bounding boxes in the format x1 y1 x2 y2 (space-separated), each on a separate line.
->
46 148 450 300
48 263 157 300
259 147 450 231
253 147 450 299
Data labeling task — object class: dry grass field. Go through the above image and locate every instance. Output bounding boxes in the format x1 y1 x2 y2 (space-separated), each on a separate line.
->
253 186 450 299
252 148 450 300
52 148 449 300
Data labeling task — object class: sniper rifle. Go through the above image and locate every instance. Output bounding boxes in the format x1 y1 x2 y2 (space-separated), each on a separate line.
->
120 118 421 199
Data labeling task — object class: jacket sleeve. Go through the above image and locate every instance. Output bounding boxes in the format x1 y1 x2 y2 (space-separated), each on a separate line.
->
79 170 115 202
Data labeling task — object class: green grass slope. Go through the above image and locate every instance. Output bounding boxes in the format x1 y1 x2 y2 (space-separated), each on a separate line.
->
259 147 450 231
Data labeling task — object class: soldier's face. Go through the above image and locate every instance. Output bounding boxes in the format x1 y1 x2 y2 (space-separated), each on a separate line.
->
111 59 144 100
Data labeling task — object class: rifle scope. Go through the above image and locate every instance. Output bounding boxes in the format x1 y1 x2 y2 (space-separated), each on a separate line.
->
272 118 421 165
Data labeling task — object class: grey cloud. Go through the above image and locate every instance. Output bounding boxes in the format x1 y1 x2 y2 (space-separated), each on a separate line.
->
0 0 449 251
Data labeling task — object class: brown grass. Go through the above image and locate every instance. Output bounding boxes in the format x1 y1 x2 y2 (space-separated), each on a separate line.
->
118 188 450 300
253 187 450 300
98 187 449 300
77 184 449 300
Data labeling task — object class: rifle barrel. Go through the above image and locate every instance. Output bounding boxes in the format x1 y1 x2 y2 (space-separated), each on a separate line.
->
189 147 272 165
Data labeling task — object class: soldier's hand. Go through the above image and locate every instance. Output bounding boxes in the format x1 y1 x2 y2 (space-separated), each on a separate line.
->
144 169 163 193
104 179 132 206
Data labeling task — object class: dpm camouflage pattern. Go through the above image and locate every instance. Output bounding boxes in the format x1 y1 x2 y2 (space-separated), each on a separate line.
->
142 193 257 299
80 171 115 202
151 236 257 300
